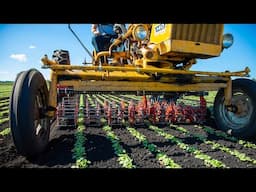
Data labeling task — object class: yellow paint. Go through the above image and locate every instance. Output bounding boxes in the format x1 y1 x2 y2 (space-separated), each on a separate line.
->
46 64 249 77
171 40 222 57
150 24 223 57
224 78 232 106
42 23 249 113
59 81 227 92
150 24 172 44
48 71 57 117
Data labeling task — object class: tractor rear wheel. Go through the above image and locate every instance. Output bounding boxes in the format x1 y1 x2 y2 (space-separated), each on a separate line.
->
10 69 50 157
214 78 256 139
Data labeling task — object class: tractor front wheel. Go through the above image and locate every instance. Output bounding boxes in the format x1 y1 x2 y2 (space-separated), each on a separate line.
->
214 78 256 139
10 69 50 157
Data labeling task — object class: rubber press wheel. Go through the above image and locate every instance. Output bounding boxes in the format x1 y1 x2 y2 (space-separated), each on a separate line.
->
9 69 50 157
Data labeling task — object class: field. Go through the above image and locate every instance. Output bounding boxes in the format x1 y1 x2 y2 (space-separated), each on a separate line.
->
1 82 256 168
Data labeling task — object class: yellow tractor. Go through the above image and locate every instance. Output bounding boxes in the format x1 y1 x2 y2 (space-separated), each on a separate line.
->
9 24 256 158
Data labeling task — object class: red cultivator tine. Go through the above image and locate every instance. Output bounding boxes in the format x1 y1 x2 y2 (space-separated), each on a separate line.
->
128 100 136 125
86 94 207 127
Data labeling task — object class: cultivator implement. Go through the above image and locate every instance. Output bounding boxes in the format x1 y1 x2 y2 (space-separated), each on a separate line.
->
56 95 79 127
84 96 102 127
126 95 207 126
55 90 207 127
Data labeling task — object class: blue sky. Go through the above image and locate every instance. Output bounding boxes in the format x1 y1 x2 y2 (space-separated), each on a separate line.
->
0 24 256 81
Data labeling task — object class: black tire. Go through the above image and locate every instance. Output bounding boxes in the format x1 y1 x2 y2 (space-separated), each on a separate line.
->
52 49 70 65
214 78 256 139
205 108 212 120
10 69 50 157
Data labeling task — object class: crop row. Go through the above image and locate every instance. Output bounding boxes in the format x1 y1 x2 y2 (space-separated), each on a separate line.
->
81 94 256 168
0 95 10 137
1 93 256 168
71 95 90 168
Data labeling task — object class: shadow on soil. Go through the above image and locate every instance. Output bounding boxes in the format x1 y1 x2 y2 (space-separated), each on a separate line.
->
30 134 75 167
85 134 116 162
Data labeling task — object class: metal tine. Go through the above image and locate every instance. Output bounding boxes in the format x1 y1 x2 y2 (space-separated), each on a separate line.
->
56 95 79 127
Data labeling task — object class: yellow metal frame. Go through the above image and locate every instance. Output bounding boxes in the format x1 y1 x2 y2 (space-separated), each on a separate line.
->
150 24 224 57
59 81 227 92
41 24 250 118
41 57 250 117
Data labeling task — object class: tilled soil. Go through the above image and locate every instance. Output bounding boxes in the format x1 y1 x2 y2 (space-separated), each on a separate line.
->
85 127 122 168
2 118 256 168
161 125 256 168
136 126 206 168
112 127 163 168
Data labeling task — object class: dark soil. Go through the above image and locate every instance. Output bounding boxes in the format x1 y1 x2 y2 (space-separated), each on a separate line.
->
1 98 256 168
85 126 122 168
162 125 256 168
0 122 76 168
112 127 163 168
0 121 9 132
137 127 206 168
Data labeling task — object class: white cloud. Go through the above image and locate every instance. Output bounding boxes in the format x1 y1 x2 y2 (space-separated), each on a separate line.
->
10 54 27 62
29 45 36 49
